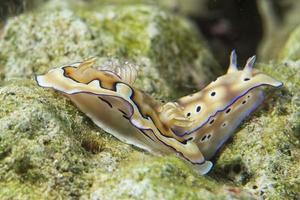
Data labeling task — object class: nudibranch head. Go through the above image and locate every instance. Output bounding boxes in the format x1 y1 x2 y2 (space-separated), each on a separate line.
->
215 50 282 92
175 50 282 159
177 50 283 132
223 50 282 88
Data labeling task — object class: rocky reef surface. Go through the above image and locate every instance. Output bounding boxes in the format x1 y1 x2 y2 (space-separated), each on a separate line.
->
0 0 299 199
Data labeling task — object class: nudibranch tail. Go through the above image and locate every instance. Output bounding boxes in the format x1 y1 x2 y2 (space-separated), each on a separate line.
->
36 51 282 175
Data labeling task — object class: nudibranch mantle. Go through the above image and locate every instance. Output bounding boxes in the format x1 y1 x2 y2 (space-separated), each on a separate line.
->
36 51 282 175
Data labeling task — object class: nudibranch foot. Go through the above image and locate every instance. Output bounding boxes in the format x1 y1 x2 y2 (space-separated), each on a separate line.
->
193 161 213 175
36 51 282 175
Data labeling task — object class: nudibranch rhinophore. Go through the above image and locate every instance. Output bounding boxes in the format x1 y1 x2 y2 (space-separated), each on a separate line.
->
36 51 282 175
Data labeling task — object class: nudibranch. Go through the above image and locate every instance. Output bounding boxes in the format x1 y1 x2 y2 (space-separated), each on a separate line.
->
36 51 282 174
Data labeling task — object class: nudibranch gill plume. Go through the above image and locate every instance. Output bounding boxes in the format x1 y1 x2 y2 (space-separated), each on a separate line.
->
36 51 282 174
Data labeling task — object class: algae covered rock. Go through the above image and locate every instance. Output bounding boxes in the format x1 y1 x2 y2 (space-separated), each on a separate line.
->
0 79 93 199
87 155 254 200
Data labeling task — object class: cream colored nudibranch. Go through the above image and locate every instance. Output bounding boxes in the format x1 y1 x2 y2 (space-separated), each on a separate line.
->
36 51 282 175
